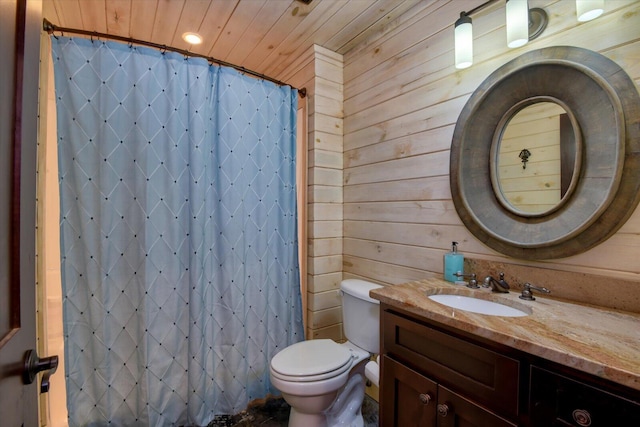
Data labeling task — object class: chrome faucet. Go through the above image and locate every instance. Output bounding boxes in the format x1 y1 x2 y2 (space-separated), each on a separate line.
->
483 272 510 293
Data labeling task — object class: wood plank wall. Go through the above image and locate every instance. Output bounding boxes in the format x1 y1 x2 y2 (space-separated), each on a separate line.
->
279 45 345 341
342 0 640 294
498 102 564 214
277 0 640 341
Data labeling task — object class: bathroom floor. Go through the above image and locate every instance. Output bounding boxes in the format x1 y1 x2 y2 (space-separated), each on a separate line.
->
206 395 379 427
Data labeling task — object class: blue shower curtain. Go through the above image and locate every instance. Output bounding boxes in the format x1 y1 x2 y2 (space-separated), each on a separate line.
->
52 36 303 426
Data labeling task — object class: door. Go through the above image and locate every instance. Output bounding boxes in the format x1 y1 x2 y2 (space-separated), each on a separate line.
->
0 0 43 425
382 356 438 427
437 385 517 427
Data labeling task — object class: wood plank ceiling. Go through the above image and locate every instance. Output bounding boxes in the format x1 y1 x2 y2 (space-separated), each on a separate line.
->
43 0 422 82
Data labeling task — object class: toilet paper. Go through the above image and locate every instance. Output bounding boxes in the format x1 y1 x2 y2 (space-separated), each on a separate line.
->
364 356 380 387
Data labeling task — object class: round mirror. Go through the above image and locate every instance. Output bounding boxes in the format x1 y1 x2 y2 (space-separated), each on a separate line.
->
491 99 582 217
450 46 640 259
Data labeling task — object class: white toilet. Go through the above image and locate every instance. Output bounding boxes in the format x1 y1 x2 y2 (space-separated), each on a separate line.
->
270 279 382 427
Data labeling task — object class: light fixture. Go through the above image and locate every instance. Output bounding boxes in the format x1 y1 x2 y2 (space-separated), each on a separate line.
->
182 32 203 45
453 0 548 69
455 13 473 69
506 0 529 48
576 0 604 22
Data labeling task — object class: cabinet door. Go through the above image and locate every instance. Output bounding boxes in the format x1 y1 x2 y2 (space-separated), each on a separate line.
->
382 356 438 427
437 385 517 427
383 310 520 419
530 366 640 426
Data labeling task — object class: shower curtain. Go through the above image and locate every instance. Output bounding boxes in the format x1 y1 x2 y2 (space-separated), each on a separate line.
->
52 36 303 426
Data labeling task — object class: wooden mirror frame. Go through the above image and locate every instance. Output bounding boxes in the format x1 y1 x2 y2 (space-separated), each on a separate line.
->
450 46 640 260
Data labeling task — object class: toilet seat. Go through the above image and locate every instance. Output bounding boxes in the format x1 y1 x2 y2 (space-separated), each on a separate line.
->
270 339 353 382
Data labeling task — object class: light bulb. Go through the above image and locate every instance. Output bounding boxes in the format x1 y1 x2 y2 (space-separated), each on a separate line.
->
455 13 473 69
577 0 604 22
506 0 529 48
182 32 203 45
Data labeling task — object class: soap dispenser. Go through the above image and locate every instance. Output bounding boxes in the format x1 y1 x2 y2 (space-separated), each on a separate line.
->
444 241 464 282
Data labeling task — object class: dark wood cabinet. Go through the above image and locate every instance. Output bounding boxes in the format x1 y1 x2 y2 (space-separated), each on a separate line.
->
438 385 516 427
530 366 640 426
381 308 519 426
380 304 640 427
382 356 437 426
382 356 515 427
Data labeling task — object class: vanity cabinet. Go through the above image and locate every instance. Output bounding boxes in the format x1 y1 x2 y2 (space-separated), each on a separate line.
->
530 366 640 426
380 304 640 427
381 308 518 426
382 356 515 426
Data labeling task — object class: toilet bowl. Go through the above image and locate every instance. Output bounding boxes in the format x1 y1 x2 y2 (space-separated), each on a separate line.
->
269 279 383 427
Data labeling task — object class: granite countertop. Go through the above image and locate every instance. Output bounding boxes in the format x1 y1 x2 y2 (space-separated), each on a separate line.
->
370 278 640 391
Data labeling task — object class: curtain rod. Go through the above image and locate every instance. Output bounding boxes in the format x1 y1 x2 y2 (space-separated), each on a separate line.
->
42 18 307 98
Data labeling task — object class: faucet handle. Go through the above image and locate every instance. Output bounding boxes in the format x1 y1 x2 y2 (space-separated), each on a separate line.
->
519 283 551 301
454 271 479 289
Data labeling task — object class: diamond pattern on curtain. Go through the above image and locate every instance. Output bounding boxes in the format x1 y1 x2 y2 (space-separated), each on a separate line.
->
52 36 303 426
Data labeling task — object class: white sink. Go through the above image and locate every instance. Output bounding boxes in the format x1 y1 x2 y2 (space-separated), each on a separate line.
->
428 294 529 317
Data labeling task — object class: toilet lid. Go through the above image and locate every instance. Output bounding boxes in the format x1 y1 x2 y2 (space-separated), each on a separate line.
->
271 339 352 378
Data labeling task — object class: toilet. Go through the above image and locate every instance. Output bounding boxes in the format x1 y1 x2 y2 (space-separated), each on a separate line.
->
270 279 382 427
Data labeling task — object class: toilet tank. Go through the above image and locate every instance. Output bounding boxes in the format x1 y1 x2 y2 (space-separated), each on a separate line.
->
340 279 383 353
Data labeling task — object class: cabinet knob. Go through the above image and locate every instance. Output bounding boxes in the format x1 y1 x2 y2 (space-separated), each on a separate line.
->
572 409 592 426
437 403 450 417
418 393 432 405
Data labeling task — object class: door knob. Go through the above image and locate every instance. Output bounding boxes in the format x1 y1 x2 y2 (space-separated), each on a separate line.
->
572 409 592 426
437 403 450 417
419 392 432 404
22 349 59 393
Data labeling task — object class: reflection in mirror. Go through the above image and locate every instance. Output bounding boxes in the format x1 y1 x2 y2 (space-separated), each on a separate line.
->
495 102 577 215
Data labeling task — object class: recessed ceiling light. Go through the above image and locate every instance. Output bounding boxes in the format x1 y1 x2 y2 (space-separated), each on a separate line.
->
182 32 203 45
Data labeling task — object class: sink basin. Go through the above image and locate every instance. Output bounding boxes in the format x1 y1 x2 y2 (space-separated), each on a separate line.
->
428 294 529 317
